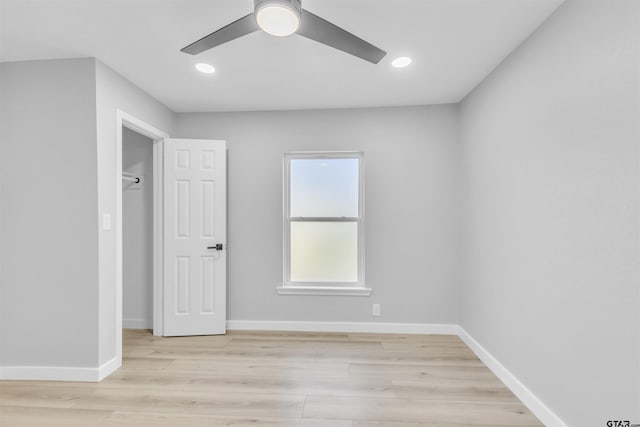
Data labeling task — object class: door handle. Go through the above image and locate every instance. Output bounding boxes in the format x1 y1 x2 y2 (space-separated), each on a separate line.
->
207 244 224 251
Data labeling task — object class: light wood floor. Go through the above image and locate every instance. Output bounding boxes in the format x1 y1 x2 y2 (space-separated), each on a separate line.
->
0 329 542 426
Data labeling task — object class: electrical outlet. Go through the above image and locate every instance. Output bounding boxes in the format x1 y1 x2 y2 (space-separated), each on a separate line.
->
372 304 381 317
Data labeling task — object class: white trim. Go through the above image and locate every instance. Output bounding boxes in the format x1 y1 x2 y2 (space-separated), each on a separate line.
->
0 358 119 383
457 327 567 427
97 357 120 381
118 111 169 141
152 139 165 337
275 286 372 296
116 110 170 371
123 318 152 329
227 320 458 335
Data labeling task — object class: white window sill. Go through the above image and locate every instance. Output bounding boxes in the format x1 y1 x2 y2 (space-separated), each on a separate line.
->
276 286 372 296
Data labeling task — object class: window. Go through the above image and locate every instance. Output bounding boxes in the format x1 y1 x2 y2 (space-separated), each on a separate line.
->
278 152 371 296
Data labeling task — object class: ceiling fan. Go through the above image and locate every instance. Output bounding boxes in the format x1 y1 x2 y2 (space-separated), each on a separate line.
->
181 0 387 64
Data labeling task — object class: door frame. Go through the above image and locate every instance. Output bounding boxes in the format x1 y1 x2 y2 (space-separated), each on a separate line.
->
115 110 169 364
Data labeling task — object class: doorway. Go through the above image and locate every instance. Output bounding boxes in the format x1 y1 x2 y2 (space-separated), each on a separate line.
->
115 111 169 367
122 128 154 329
114 111 228 368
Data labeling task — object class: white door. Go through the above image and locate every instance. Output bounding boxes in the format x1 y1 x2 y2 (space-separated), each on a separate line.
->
163 139 226 336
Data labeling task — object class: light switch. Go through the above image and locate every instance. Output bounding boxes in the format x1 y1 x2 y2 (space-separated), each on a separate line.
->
103 214 112 231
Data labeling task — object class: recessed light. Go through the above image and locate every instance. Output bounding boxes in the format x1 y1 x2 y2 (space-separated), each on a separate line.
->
195 63 216 74
391 56 412 68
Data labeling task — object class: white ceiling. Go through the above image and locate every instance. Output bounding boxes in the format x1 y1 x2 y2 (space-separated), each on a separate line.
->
0 0 563 112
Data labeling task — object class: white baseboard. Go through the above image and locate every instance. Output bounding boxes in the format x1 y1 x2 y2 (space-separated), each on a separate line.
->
457 327 567 427
97 357 120 381
0 357 119 382
227 320 458 335
123 318 152 329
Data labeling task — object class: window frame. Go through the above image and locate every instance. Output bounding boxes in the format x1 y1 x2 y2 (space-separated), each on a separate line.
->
278 151 371 296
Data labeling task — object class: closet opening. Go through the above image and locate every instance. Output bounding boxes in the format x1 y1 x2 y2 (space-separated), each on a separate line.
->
115 110 169 368
122 127 154 330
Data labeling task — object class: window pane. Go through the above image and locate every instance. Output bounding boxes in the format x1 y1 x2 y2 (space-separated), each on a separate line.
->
290 222 358 283
290 158 359 217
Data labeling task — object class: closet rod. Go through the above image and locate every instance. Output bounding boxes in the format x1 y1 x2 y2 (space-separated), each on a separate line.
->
122 174 141 184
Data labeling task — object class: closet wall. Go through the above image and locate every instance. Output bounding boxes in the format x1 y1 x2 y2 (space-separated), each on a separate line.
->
122 127 154 329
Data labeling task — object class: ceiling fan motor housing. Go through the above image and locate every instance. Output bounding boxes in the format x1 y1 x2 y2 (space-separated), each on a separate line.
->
254 0 302 18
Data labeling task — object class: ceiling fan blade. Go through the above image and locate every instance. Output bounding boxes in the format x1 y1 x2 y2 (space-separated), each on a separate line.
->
181 13 259 55
297 10 386 64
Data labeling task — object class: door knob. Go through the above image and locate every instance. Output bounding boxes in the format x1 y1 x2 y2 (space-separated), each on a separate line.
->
207 244 224 251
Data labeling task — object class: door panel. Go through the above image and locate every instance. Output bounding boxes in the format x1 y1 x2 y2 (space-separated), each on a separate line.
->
163 139 226 336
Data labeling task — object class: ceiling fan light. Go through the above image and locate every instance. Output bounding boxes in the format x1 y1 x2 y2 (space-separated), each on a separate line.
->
255 0 301 37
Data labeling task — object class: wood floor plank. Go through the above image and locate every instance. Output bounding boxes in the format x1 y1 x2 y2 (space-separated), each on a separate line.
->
119 356 175 370
225 338 385 353
0 329 543 426
100 370 191 388
349 363 498 379
167 358 352 379
303 395 543 426
0 384 94 409
0 405 112 426
101 370 394 398
72 388 305 418
229 330 352 341
392 378 519 403
97 411 353 426
352 421 514 427
185 375 396 398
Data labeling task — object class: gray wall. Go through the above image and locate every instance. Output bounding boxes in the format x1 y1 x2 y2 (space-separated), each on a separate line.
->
459 1 640 425
95 60 174 365
0 58 175 369
174 106 461 324
0 58 99 367
122 128 154 328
